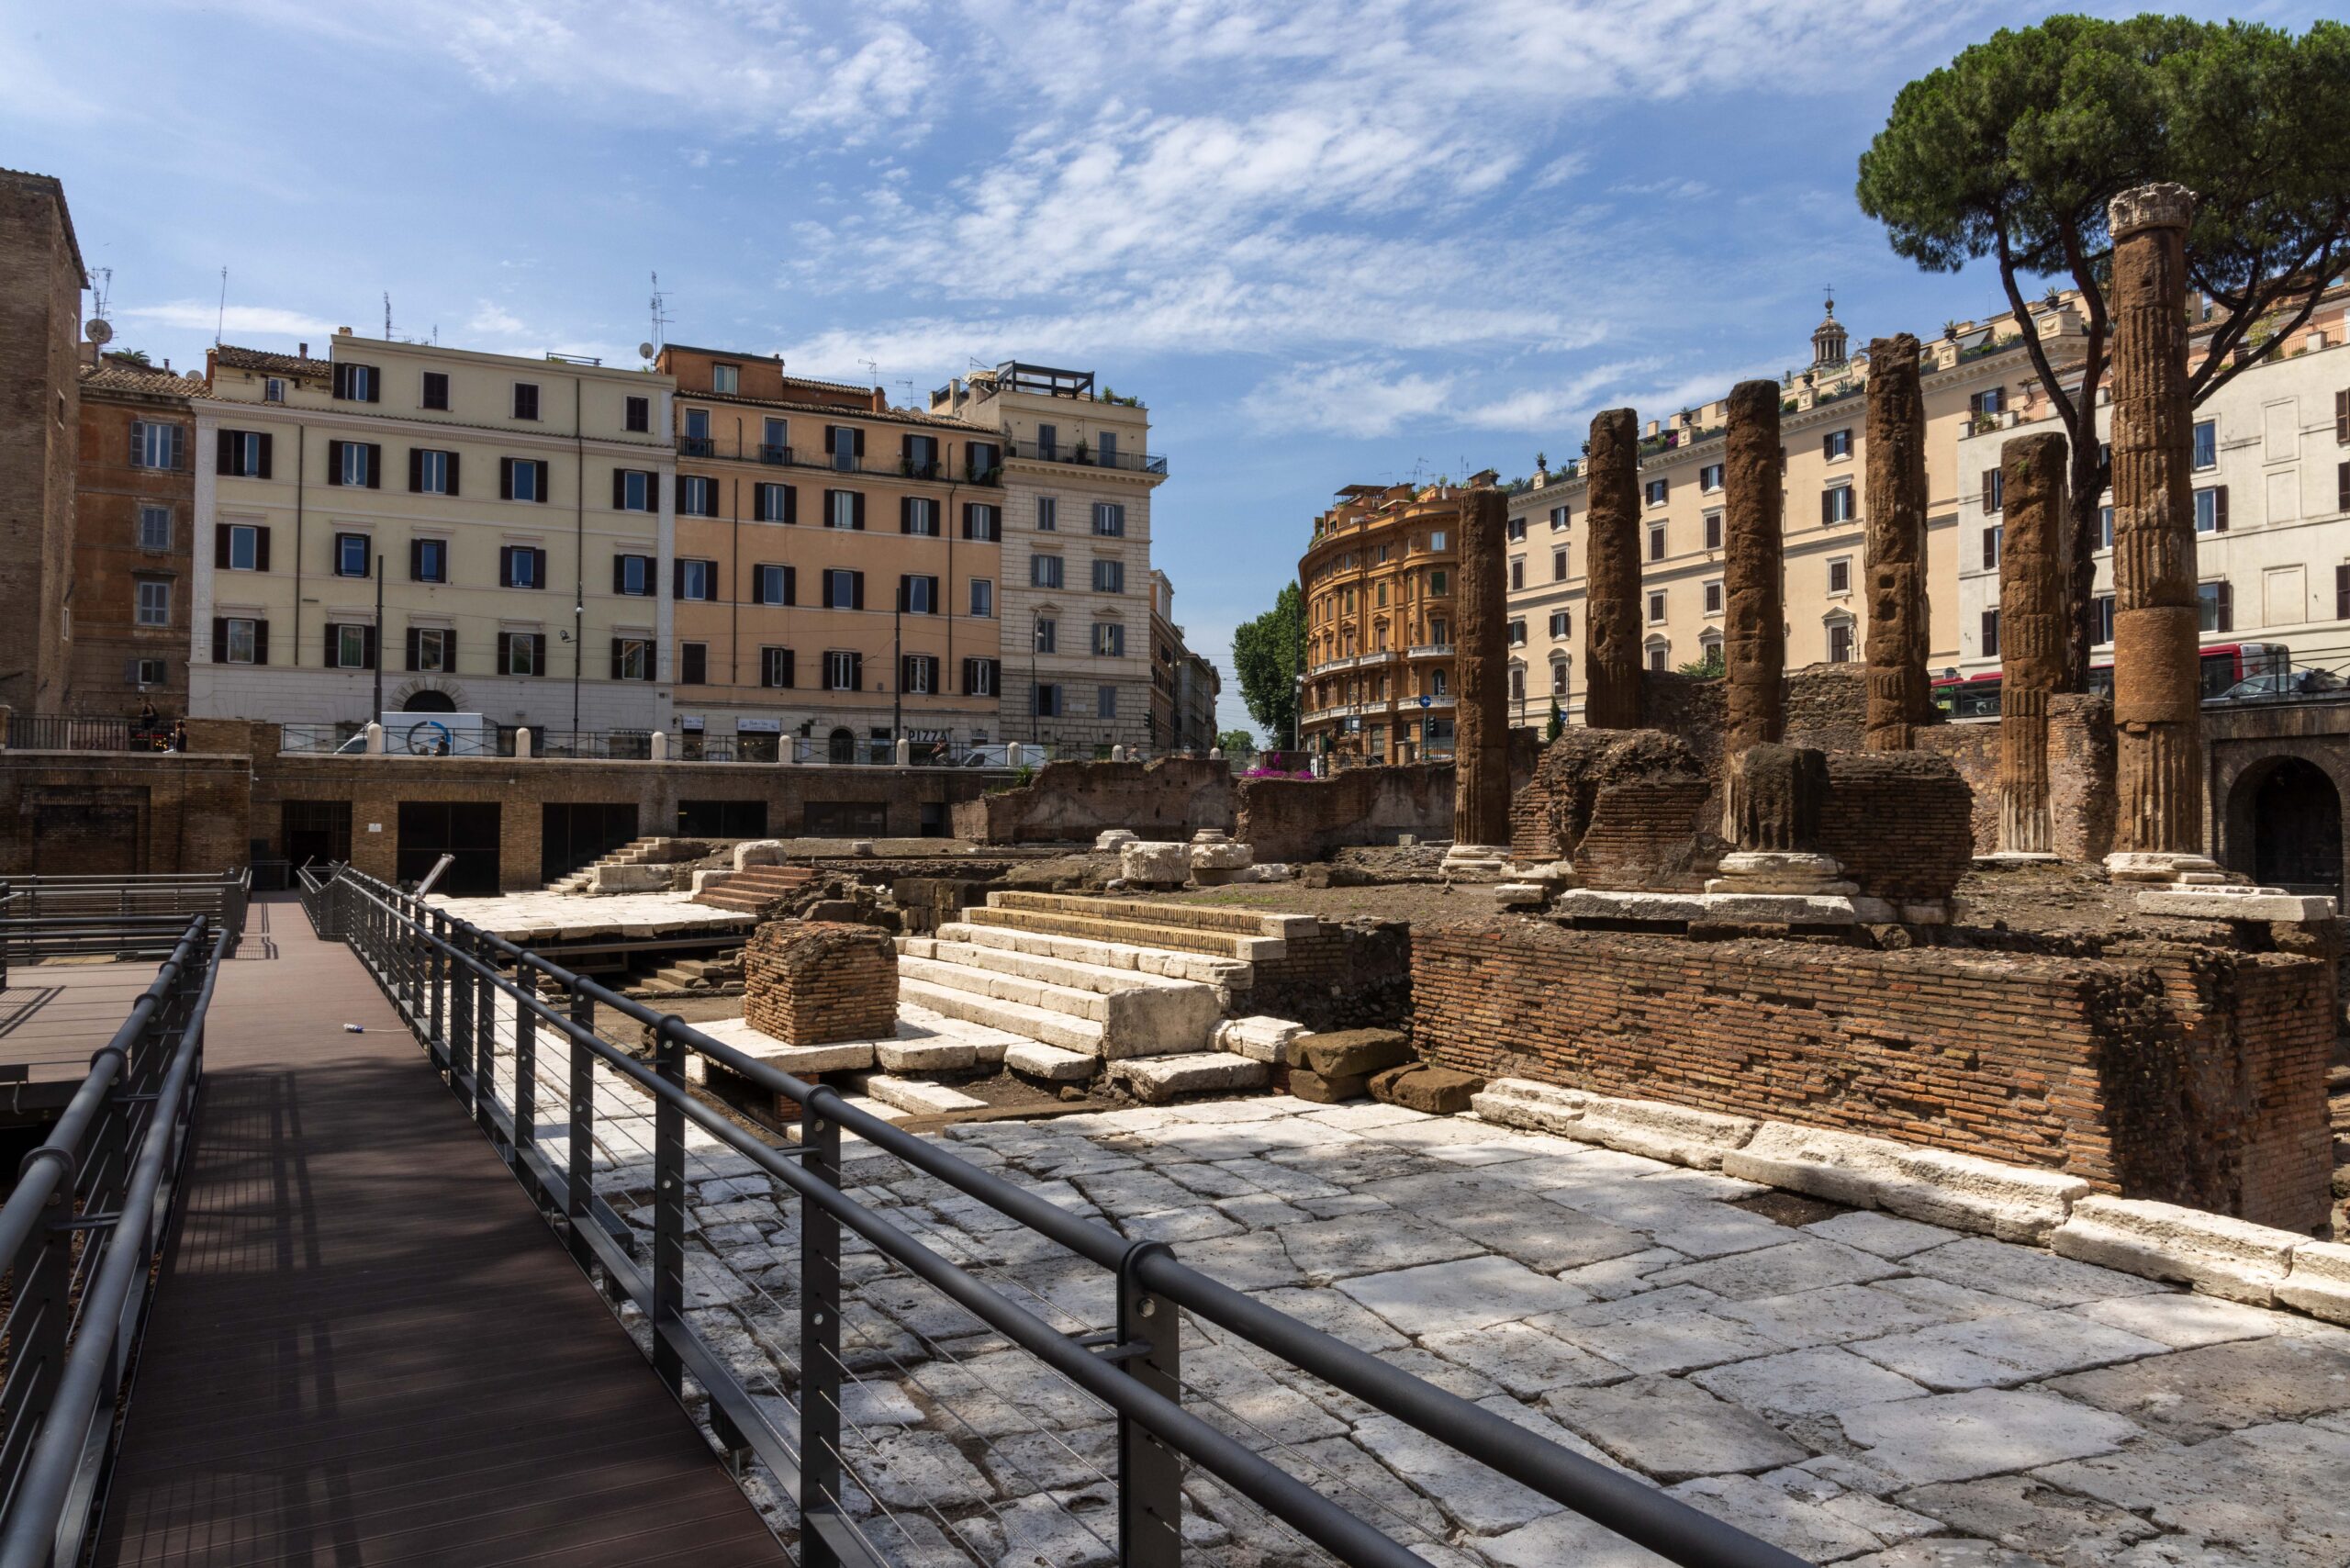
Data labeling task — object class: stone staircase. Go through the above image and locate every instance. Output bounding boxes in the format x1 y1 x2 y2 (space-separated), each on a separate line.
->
693 864 817 914
633 949 744 998
546 836 681 895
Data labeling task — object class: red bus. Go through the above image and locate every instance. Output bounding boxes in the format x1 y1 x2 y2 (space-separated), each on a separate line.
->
1930 642 2286 720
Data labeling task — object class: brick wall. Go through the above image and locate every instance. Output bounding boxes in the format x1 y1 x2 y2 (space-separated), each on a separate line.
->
0 749 252 876
952 756 1234 844
1248 918 1413 1032
1819 752 1976 902
744 921 898 1044
1235 765 1453 862
1919 695 2115 859
0 173 83 714
1411 921 2333 1228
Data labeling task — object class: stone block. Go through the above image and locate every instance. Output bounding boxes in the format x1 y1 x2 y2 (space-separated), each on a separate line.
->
1494 881 1548 907
2048 1194 2300 1305
1120 840 1190 885
1295 1028 1413 1079
1189 840 1255 870
1471 1077 1588 1137
1093 828 1137 850
744 921 899 1046
1005 1041 1097 1082
1371 1063 1483 1114
589 861 673 894
2136 888 2337 922
861 1074 986 1116
873 1036 980 1073
1111 1051 1268 1104
2276 1240 2350 1324
1290 1067 1371 1103
733 838 785 870
1573 1097 1759 1170
1211 1015 1304 1065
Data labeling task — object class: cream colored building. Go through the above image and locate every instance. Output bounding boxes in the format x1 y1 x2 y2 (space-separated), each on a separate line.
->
190 332 676 739
929 364 1162 754
1507 303 2084 722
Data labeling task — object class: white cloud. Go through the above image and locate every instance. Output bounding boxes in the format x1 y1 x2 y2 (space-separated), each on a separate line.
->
1240 359 1454 440
118 301 337 340
467 301 529 337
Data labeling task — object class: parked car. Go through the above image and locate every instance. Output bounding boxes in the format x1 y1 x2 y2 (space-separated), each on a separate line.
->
2216 666 2344 701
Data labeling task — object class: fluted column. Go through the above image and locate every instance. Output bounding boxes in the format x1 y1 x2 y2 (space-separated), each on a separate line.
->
1722 380 1785 761
1863 334 1930 751
1582 409 1643 730
1998 431 2068 855
1450 485 1511 851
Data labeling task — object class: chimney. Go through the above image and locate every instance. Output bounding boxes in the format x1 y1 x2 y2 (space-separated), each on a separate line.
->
298 342 308 359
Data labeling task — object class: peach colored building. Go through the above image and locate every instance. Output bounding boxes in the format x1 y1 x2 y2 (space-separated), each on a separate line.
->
1297 477 1476 761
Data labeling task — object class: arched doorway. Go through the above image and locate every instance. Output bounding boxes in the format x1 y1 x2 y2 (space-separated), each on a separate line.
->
826 726 856 765
2252 757 2343 895
403 689 457 713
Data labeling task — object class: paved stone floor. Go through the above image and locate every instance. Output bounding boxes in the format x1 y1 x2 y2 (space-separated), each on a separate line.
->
482 1003 2350 1565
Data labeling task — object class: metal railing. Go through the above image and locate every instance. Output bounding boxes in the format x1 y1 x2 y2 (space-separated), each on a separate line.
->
1006 438 1169 476
311 866 1795 1568
0 916 225 1568
0 717 147 753
0 873 247 969
297 862 344 938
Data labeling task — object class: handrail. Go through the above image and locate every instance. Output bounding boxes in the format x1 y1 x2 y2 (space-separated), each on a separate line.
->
0 917 221 1568
321 866 1799 1568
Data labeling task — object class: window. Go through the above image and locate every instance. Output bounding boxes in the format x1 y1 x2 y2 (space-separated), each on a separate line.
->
614 554 654 596
1093 559 1125 594
1648 590 1665 622
966 441 1001 478
1647 644 1667 673
901 655 939 694
1980 608 2001 658
135 579 169 628
625 395 650 433
1036 497 1058 532
513 383 540 421
824 650 862 691
2099 505 2115 550
137 505 172 550
757 417 789 463
2193 420 2217 470
1507 620 1527 648
2198 579 2232 633
1428 530 1449 550
1509 557 1525 591
755 483 794 523
218 429 273 477
1821 484 1855 524
760 647 795 689
500 545 545 589
1035 619 1058 655
902 496 941 536
412 448 455 495
677 476 716 517
612 637 655 681
421 371 450 410
1549 610 1570 638
330 440 380 488
1823 429 1852 460
335 532 370 578
1035 683 1063 717
1704 511 1722 550
1097 431 1119 466
685 409 714 451
1645 478 1669 507
1704 580 1722 615
1093 622 1125 657
2340 565 2350 622
219 617 262 665
1429 570 1449 596
129 420 183 470
1551 662 1569 695
962 503 1001 542
1982 468 2004 513
822 568 864 610
964 658 999 697
1036 424 1059 459
2195 486 2229 533
1648 523 1666 562
755 565 794 606
1033 554 1064 589
614 469 656 511
1829 558 1851 594
1510 665 1526 701
1097 685 1118 719
826 489 864 530
222 523 263 572
1970 386 2004 417
330 623 370 668
671 559 714 600
263 378 285 404
901 434 939 477
1506 517 1528 543
971 579 993 618
2094 594 2116 646
501 457 548 503
331 363 378 402
1829 621 1854 663
499 632 543 676
408 627 452 672
1983 526 2002 571
712 364 740 395
829 424 861 471
1550 505 1570 531
900 574 939 615
1092 502 1126 537
411 539 449 583
1699 463 1723 492
680 643 708 684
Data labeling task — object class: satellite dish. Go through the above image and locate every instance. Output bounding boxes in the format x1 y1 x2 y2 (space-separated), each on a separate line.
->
86 319 113 345
638 342 657 361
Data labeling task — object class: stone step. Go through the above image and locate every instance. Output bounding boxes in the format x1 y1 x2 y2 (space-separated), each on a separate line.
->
960 905 1285 963
988 890 1314 940
899 936 1215 1002
860 1073 989 1116
897 975 1106 1057
897 952 1220 1058
932 921 1253 990
1108 1052 1270 1104
1004 1041 1097 1081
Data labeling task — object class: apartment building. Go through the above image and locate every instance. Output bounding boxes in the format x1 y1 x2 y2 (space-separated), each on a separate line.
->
1508 303 2066 722
70 353 207 717
657 345 1003 762
189 332 677 734
929 364 1160 753
1956 290 2350 685
0 170 86 714
1147 570 1223 753
1297 478 1474 760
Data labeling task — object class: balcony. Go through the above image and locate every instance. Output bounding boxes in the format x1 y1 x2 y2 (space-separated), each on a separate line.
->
1406 644 1454 661
670 437 1002 486
1007 439 1169 477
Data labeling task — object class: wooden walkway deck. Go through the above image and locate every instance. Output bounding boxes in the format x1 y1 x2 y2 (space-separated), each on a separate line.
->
95 894 788 1567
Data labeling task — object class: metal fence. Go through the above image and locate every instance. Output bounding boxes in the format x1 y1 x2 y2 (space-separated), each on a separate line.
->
0 916 227 1568
0 716 147 753
0 873 248 972
310 867 1795 1568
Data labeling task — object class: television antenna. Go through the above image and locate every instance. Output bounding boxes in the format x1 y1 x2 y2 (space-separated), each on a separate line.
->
648 272 670 354
860 358 879 389
384 292 394 340
216 266 228 344
89 266 112 321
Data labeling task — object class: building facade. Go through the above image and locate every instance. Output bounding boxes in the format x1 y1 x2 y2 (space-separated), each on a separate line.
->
657 345 1004 762
71 354 207 719
189 333 677 738
1147 570 1222 753
0 170 87 715
1955 289 2350 684
928 364 1161 754
1297 478 1473 760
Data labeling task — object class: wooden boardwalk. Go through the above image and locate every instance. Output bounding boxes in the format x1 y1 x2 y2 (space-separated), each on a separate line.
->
95 895 788 1567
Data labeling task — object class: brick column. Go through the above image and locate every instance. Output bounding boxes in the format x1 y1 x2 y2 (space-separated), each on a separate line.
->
1445 485 1511 868
1863 334 1930 751
1581 409 1642 730
1998 431 2069 857
2106 183 2208 873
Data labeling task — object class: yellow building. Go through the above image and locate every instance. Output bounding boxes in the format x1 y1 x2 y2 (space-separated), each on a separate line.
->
191 332 677 744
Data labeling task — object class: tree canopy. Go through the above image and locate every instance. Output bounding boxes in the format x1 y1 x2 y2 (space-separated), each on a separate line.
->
1231 584 1305 749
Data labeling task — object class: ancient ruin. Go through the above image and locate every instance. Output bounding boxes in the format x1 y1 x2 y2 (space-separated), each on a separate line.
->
1581 408 1643 730
1441 483 1513 877
1997 431 2069 857
1720 379 1786 765
1862 332 1931 750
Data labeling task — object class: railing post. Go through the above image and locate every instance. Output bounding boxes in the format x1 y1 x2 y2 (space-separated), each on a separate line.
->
428 910 447 1068
474 933 498 1135
1117 1242 1184 1567
565 988 598 1276
651 1017 687 1402
800 1094 843 1566
513 958 537 1169
449 924 474 1093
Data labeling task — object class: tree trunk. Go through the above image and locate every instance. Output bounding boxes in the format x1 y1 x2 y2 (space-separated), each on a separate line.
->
2063 439 2106 692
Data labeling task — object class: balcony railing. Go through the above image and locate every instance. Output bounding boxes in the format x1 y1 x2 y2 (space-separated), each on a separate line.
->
1405 644 1454 660
1006 439 1169 476
674 437 1003 487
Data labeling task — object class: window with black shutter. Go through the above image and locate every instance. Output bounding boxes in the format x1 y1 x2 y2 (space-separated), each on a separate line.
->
2340 461 2350 514
680 642 708 684
1981 608 2000 658
2334 565 2347 622
513 383 540 420
421 371 449 410
761 647 795 689
625 395 650 433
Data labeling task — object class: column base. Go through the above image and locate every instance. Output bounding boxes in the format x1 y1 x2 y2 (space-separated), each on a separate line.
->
1439 843 1514 882
1705 851 1857 897
2103 851 2227 885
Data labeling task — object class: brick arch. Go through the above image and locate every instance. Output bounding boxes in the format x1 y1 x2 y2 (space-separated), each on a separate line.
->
2215 738 2350 891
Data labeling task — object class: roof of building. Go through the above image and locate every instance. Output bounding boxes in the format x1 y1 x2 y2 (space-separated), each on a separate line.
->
214 344 333 379
680 386 983 434
0 168 85 275
659 345 876 398
79 359 207 399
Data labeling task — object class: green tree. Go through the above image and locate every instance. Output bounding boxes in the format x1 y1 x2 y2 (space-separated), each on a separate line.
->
1216 727 1256 759
1545 698 1564 741
1231 584 1306 749
1677 647 1725 679
1857 15 2350 688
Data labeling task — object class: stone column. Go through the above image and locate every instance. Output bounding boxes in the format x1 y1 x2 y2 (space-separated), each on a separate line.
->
1582 408 1642 730
1722 379 1785 760
1997 431 2068 857
1863 333 1930 751
1441 485 1512 878
2105 183 2212 881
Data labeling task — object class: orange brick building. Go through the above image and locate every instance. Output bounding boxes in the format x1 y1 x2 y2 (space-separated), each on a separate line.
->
70 354 207 720
1298 478 1473 761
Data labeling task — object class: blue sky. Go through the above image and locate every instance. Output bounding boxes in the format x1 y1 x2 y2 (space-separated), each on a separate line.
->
6 0 2330 738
